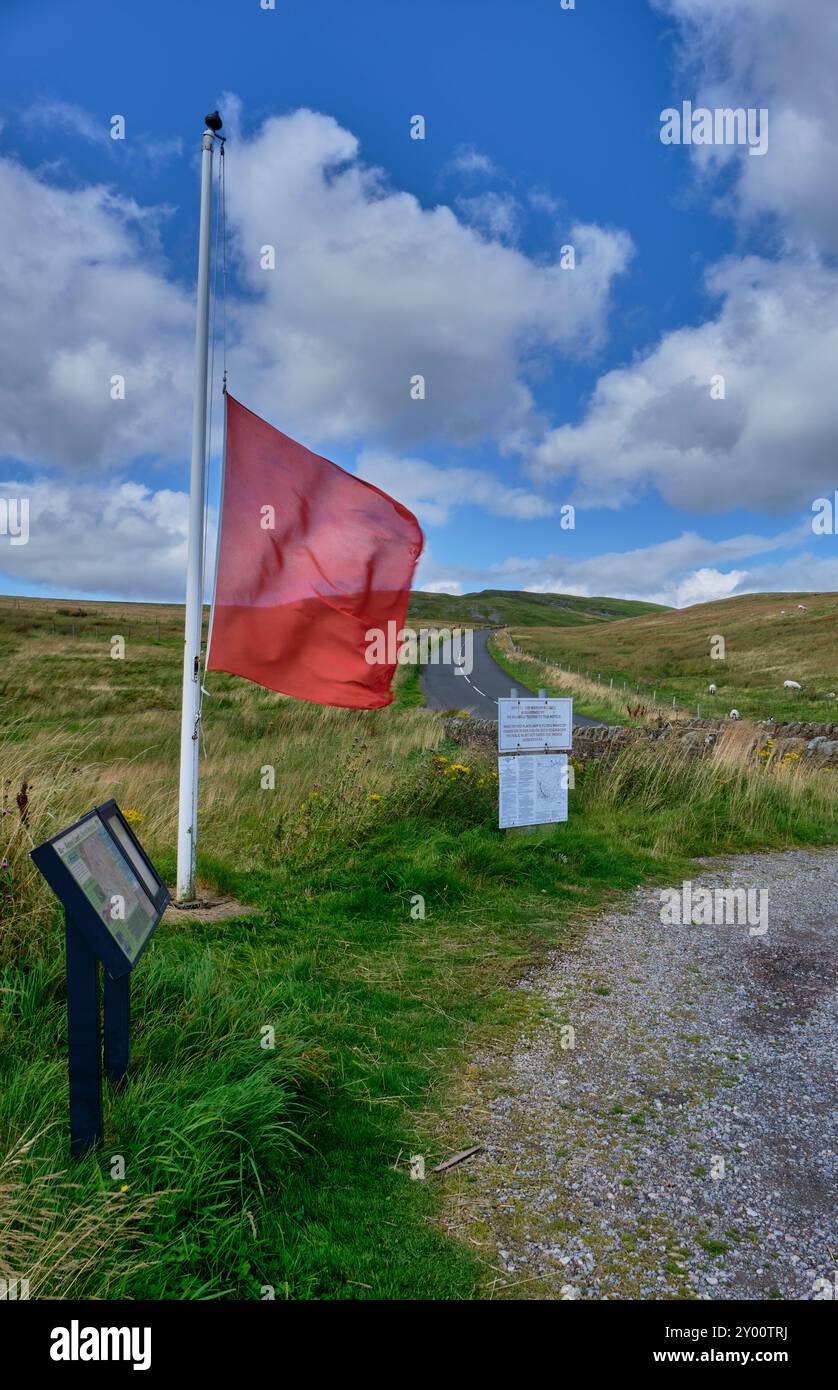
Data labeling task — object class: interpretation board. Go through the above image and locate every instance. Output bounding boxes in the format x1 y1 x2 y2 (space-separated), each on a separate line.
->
498 752 569 829
498 696 573 752
31 801 170 1156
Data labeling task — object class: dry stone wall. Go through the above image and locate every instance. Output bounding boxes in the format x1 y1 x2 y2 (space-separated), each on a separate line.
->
443 716 838 767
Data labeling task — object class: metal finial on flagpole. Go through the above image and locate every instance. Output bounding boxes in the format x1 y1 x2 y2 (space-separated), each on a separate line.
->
175 112 221 903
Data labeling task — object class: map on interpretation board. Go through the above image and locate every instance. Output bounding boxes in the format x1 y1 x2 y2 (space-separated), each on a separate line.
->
53 817 157 963
498 753 569 829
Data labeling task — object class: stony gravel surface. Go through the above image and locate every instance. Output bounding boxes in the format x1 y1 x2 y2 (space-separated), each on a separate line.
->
459 848 837 1299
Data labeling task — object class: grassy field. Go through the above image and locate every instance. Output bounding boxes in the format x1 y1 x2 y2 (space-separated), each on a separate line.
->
489 631 669 726
505 591 838 724
1 593 837 1300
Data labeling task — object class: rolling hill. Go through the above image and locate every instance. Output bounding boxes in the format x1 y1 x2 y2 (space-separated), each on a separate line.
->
509 591 838 723
0 589 668 656
406 588 667 629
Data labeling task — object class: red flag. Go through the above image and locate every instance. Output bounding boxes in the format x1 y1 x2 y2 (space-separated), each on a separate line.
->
206 396 423 709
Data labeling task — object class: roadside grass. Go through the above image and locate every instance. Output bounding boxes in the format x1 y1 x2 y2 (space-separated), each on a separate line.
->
488 630 660 725
506 590 838 724
1 607 837 1298
392 658 425 708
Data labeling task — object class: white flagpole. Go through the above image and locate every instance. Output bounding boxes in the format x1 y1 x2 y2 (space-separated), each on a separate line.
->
176 112 221 903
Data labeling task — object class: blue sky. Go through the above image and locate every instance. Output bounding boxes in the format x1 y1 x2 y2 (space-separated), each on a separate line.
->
1 0 837 606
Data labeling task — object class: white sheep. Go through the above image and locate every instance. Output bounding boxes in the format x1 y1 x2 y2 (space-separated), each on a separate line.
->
708 683 717 695
783 680 802 690
798 604 807 610
728 709 741 720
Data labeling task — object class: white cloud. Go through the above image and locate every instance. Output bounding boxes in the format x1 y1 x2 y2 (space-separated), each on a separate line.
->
455 192 522 244
419 580 463 596
442 145 500 179
667 566 745 607
2 474 825 611
655 0 838 252
485 524 811 607
0 100 631 601
530 255 838 513
22 100 107 146
20 99 184 170
226 109 633 451
524 3 838 517
357 450 554 526
0 157 193 469
528 188 562 217
0 105 631 481
0 478 194 600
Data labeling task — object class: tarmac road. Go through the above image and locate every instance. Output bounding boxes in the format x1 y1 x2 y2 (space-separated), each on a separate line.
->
420 628 603 726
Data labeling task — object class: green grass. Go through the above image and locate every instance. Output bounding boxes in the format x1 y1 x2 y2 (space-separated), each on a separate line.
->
393 659 425 707
1 598 837 1299
507 590 838 723
489 634 634 724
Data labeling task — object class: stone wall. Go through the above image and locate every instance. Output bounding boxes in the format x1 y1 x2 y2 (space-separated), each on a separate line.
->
443 716 838 767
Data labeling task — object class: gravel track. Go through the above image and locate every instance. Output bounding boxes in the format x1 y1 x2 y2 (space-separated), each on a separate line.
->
459 848 837 1300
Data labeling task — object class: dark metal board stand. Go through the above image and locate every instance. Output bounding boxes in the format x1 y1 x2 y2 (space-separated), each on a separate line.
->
65 918 103 1157
32 800 169 1158
104 969 131 1088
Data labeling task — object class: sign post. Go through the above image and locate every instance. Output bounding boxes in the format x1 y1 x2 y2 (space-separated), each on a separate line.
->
31 801 170 1157
104 971 131 1088
64 917 103 1156
497 693 573 832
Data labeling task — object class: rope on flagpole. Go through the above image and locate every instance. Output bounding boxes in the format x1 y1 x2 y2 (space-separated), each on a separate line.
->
199 137 229 727
203 143 223 592
221 138 228 393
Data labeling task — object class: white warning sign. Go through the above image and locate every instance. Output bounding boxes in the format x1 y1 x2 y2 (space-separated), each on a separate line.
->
498 697 573 752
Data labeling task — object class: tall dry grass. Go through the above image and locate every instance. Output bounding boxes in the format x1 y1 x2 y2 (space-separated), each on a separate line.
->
0 697 443 963
0 1129 161 1298
583 724 838 857
493 630 687 723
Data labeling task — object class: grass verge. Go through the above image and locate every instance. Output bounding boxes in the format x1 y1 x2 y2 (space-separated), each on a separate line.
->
1 616 836 1298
